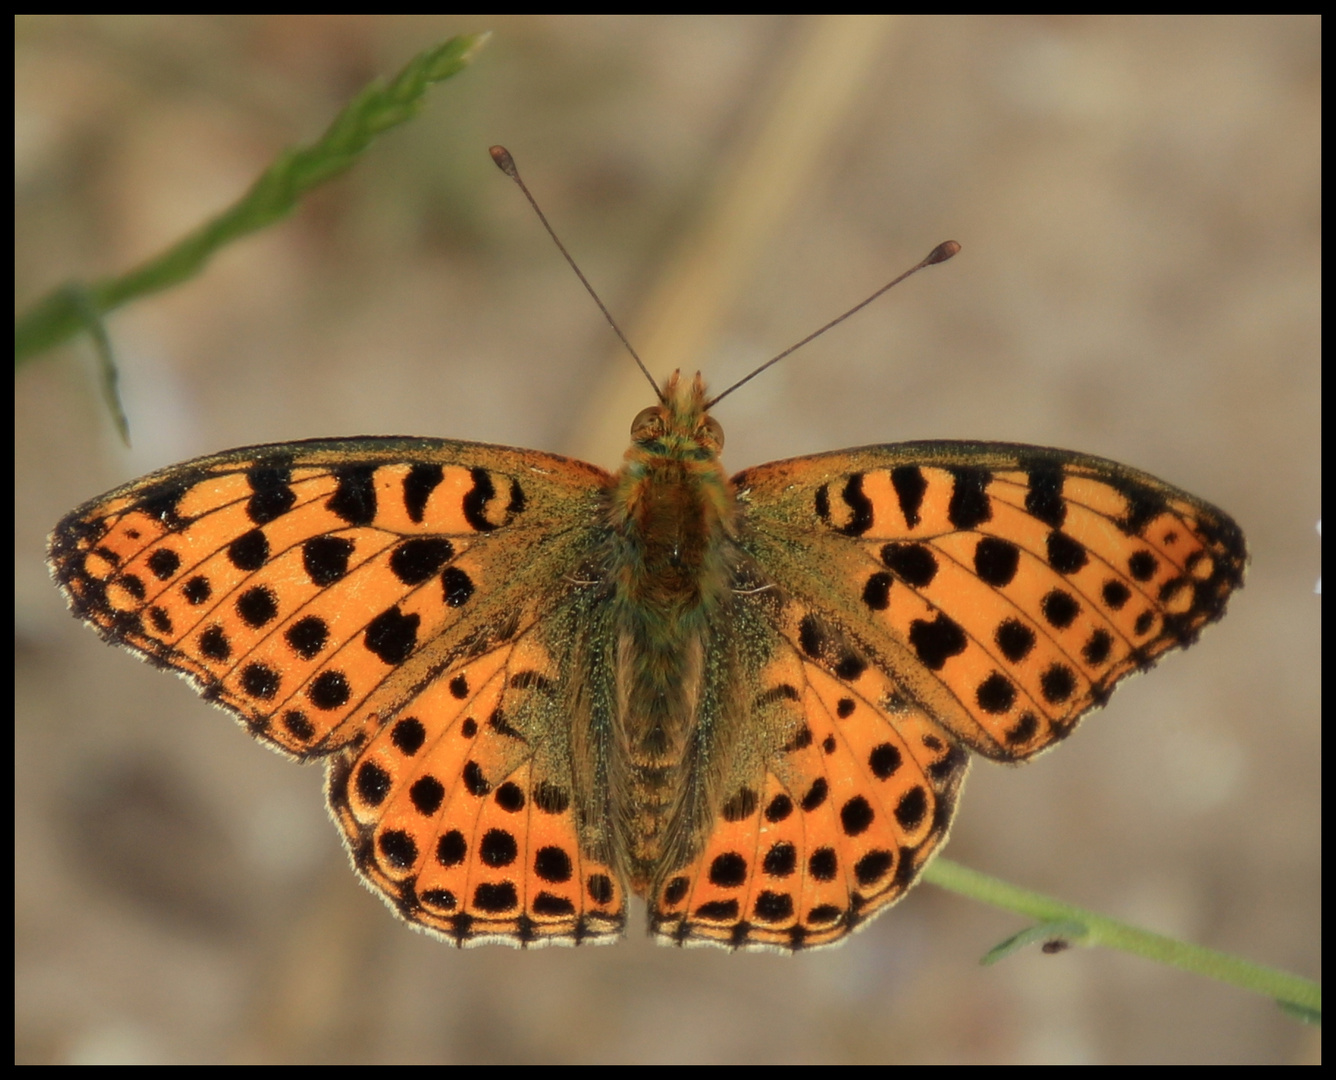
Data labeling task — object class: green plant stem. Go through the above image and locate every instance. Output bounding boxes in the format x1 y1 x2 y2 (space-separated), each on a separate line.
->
923 857 1320 1021
15 32 489 365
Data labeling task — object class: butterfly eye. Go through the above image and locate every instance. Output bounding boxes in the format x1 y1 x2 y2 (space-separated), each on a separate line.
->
699 416 725 452
631 407 666 442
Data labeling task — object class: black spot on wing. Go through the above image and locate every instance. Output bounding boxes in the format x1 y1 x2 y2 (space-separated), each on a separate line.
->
1041 589 1080 630
798 615 825 659
1102 580 1131 610
309 670 351 711
890 466 927 529
808 848 837 881
146 548 181 581
285 616 328 659
246 465 296 525
391 717 426 755
974 537 1019 587
403 464 444 525
814 484 831 523
480 829 518 867
282 710 314 742
763 841 797 877
837 474 873 536
694 899 739 921
236 586 278 628
437 831 467 866
840 796 875 836
472 881 517 913
364 606 420 665
137 480 189 529
894 787 928 830
882 543 938 587
240 662 281 700
587 874 615 905
228 529 269 571
863 572 892 610
663 877 690 905
1040 663 1077 704
303 537 355 586
1128 550 1158 582
976 672 1016 714
356 761 392 807
709 852 748 887
182 576 211 605
1046 531 1088 574
908 613 967 670
947 467 992 529
327 466 377 526
1082 629 1113 666
801 778 828 811
467 764 494 796
834 653 867 681
534 846 572 884
854 850 895 887
378 830 418 870
198 625 230 661
495 782 525 812
995 618 1035 663
765 794 793 822
1024 462 1066 528
462 468 498 532
753 891 794 923
442 566 474 607
868 743 901 779
1114 481 1168 538
506 478 526 520
390 538 454 586
1005 711 1039 746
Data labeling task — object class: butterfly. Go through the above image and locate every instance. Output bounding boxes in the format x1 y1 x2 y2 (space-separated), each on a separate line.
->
49 360 1246 952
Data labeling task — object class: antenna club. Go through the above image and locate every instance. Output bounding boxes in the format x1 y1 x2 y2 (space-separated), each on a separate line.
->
490 146 518 177
926 240 960 265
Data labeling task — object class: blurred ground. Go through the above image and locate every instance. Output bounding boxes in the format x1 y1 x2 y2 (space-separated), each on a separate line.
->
15 15 1320 1064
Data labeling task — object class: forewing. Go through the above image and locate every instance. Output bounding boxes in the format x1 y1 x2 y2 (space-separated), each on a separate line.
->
732 441 1246 761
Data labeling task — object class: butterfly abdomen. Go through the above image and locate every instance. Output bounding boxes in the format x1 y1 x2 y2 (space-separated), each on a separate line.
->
605 375 740 889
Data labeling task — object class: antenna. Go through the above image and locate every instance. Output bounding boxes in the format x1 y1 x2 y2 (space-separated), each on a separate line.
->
704 240 960 408
490 146 663 402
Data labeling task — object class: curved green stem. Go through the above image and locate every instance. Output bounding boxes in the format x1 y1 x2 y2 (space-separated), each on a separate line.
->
15 32 490 365
922 857 1320 1024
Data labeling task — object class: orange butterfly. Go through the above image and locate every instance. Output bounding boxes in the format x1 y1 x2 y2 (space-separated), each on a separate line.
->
48 364 1245 951
49 147 1246 952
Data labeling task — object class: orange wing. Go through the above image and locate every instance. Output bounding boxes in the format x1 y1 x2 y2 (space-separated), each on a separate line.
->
650 594 968 950
49 436 626 947
734 441 1246 762
649 441 1245 951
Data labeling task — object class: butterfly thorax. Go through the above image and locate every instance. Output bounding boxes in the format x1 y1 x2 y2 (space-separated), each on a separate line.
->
606 373 738 887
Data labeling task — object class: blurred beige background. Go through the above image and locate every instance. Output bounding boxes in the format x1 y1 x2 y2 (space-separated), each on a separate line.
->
15 15 1319 1064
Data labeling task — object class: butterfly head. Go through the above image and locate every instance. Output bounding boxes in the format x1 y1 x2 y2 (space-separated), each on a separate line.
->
628 371 724 463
